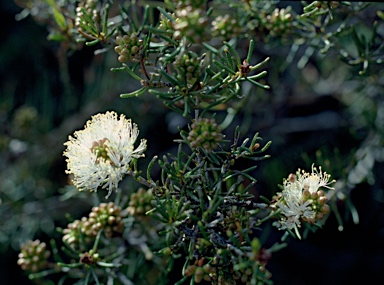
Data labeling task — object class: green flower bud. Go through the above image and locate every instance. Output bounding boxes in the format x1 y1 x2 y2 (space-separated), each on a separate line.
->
114 33 144 63
187 118 223 153
127 188 154 217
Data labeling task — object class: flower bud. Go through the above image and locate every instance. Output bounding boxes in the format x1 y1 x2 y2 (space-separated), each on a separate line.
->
319 196 327 205
183 265 196 276
18 240 51 272
187 118 223 153
194 267 204 283
303 189 311 200
288 173 296 182
321 204 330 214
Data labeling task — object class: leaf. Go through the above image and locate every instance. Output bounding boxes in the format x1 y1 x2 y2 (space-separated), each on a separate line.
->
246 39 255 63
47 32 66 42
120 87 148 98
45 0 67 29
377 11 384 21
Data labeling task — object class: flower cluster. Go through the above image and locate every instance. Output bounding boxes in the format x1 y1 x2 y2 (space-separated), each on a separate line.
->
63 202 125 249
173 5 210 44
127 188 154 217
17 240 51 272
75 0 97 29
250 7 294 40
187 118 224 152
158 11 174 33
174 51 202 86
63 111 147 197
272 165 335 237
171 0 206 9
114 33 144 63
212 14 243 40
183 260 216 283
317 1 340 9
62 219 90 250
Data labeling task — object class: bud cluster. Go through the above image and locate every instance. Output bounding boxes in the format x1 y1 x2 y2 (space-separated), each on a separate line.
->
158 12 175 33
183 261 216 283
83 202 125 238
173 5 210 44
12 105 39 139
172 0 206 9
233 267 254 285
63 218 91 249
312 1 340 10
13 106 38 132
17 240 51 272
174 51 201 85
250 7 294 39
63 202 125 249
114 33 144 63
182 240 272 285
75 0 98 32
187 118 224 153
127 188 154 216
212 14 243 40
223 208 251 234
302 189 330 223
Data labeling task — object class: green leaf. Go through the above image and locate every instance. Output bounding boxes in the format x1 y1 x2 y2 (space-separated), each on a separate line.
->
85 39 101 46
224 41 241 67
200 97 226 116
202 42 220 55
121 63 144 81
147 155 158 182
45 0 66 29
213 60 236 75
377 11 384 21
260 141 272 152
90 267 101 285
250 57 270 71
84 269 91 285
96 261 120 268
159 69 180 86
245 77 270 89
102 3 110 35
247 70 268 80
57 261 83 268
246 39 255 63
157 6 174 22
120 86 148 98
47 32 65 42
53 9 67 30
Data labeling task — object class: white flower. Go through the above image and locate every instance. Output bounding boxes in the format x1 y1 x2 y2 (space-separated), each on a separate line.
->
274 165 335 237
276 181 314 231
296 164 335 194
63 111 147 197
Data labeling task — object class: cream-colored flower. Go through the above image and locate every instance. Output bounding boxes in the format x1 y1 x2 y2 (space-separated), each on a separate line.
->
276 181 314 231
297 164 335 194
274 165 335 237
63 111 147 197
